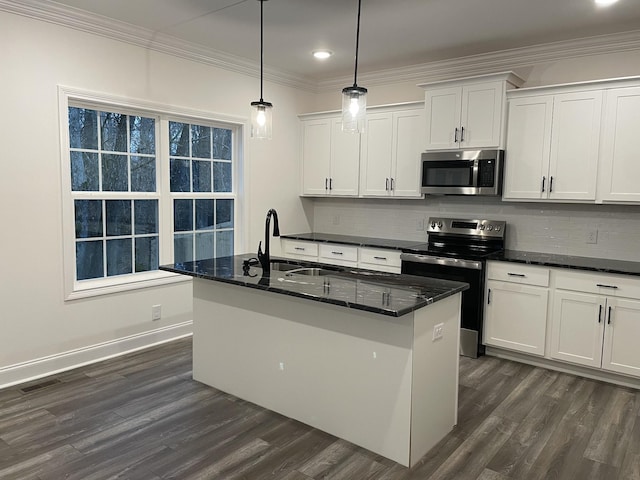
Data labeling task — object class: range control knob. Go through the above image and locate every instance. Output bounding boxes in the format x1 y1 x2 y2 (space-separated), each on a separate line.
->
479 224 486 230
437 221 443 228
495 226 501 232
487 225 494 231
430 222 436 228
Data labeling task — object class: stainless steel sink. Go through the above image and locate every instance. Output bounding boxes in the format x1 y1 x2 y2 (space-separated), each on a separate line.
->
270 262 333 276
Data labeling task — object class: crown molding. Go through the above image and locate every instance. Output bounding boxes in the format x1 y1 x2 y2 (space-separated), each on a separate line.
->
3 0 640 95
0 0 318 92
317 29 640 92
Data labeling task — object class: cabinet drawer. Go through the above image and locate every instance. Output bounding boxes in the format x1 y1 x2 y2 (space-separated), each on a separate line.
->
318 243 358 264
359 247 402 273
487 261 550 287
554 270 640 299
282 239 318 258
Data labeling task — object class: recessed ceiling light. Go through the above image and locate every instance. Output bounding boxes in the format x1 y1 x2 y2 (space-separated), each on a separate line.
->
595 0 619 6
313 50 333 60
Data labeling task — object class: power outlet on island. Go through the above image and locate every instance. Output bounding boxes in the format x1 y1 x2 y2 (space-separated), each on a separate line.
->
432 323 444 341
151 304 162 321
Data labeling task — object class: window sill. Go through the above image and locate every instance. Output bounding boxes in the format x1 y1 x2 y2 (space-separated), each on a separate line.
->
65 271 191 301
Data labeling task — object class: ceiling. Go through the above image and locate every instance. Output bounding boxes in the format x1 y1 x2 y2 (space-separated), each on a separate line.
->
44 0 640 82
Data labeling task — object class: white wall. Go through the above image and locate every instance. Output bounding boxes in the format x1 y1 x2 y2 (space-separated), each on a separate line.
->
0 10 314 382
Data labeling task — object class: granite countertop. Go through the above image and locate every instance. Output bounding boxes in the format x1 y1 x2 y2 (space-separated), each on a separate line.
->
160 255 468 317
280 232 427 250
488 250 640 276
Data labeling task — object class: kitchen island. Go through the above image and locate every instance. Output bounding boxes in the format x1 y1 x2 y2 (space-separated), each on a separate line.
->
160 255 468 467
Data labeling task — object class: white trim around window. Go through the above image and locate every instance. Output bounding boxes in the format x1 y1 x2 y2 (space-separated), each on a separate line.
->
58 85 248 300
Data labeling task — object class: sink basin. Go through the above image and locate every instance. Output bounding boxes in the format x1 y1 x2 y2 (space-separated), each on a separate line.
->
270 262 334 276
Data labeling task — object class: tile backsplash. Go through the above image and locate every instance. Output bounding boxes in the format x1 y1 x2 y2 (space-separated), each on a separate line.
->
311 197 640 262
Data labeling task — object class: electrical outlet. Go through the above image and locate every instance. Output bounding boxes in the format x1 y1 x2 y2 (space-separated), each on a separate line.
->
432 323 444 341
416 218 425 231
586 229 598 244
332 215 340 225
279 362 285 371
151 304 161 321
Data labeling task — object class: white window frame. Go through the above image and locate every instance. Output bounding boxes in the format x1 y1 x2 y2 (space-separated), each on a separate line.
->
59 86 247 300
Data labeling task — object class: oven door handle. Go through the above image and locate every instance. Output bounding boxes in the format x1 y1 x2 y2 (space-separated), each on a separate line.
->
400 253 482 270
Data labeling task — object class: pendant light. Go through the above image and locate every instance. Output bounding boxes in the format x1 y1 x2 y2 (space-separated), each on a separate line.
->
251 0 272 139
341 0 367 133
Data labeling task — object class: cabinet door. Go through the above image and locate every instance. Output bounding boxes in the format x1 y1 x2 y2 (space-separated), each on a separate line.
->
550 290 604 368
301 119 331 195
484 280 548 356
424 86 461 150
503 96 553 200
360 113 393 196
602 297 640 377
329 118 360 196
548 91 602 201
391 109 424 197
460 81 503 148
599 87 640 202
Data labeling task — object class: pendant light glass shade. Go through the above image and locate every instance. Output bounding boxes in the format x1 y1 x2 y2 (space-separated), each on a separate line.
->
251 100 273 139
251 0 272 139
341 86 367 133
342 0 366 133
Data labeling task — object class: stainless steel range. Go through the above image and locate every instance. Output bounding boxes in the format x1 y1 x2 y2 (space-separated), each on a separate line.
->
400 217 506 358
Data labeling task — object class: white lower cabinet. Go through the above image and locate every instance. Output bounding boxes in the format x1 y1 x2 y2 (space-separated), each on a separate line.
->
280 239 401 274
484 277 549 356
551 286 640 376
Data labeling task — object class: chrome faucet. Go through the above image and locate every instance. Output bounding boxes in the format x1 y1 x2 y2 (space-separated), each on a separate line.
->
258 208 280 273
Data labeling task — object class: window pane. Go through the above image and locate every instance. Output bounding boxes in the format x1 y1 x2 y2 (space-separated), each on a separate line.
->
107 238 132 276
213 161 232 192
75 200 103 238
170 159 190 192
76 241 104 280
169 121 190 156
196 199 214 230
106 200 132 236
191 125 211 159
196 232 214 260
102 154 129 191
174 199 193 232
131 156 156 192
134 200 158 235
135 236 159 272
216 199 234 229
216 230 234 258
213 128 232 160
69 107 98 150
100 112 128 152
130 116 155 154
174 234 193 264
192 160 212 193
71 151 99 191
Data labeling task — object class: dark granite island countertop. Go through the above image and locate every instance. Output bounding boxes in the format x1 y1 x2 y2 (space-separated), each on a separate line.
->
160 255 468 318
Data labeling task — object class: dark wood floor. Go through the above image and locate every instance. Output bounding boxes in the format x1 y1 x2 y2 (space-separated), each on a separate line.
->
2 337 640 480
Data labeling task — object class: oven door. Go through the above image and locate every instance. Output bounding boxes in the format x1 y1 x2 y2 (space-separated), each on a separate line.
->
400 253 485 358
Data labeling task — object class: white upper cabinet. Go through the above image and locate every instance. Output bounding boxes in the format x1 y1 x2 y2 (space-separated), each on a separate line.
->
420 72 524 150
598 86 640 202
503 90 603 201
359 106 425 198
300 114 359 197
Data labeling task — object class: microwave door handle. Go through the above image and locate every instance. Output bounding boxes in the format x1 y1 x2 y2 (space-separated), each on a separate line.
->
472 159 479 189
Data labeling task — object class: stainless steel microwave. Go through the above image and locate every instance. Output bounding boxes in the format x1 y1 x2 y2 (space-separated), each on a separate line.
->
421 149 504 196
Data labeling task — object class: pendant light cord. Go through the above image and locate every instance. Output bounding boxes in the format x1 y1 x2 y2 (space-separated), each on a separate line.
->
260 0 264 102
353 0 362 87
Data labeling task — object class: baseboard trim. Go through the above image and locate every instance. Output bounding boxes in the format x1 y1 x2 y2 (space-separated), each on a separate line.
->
486 346 640 390
0 321 193 389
